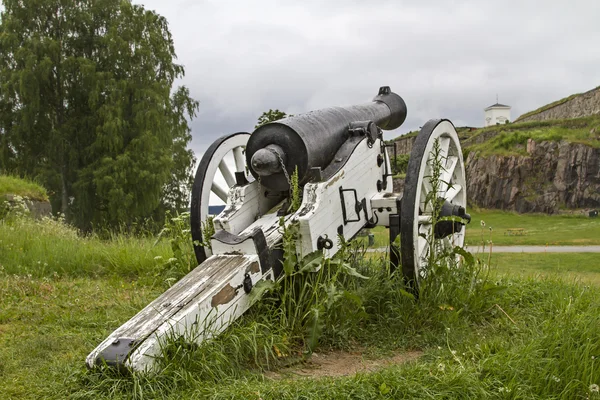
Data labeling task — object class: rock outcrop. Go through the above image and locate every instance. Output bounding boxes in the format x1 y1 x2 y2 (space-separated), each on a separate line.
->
466 141 600 213
2 194 52 219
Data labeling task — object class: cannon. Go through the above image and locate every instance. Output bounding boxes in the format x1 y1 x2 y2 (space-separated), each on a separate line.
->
87 86 470 372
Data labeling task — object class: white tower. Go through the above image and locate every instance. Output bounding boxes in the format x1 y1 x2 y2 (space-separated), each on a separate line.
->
484 99 511 127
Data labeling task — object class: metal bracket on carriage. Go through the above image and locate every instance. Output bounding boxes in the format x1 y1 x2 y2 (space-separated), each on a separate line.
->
211 228 276 275
348 121 378 147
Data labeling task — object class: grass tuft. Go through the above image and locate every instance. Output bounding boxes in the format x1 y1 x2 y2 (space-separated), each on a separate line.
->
0 174 49 201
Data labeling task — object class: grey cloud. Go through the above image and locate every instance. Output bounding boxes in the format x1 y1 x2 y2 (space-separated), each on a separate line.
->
136 0 600 156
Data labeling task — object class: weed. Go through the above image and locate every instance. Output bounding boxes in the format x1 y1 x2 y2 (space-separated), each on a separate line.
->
153 210 198 283
288 166 301 213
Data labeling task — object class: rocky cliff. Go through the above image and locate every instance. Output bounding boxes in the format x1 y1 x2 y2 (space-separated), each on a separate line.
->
466 140 600 213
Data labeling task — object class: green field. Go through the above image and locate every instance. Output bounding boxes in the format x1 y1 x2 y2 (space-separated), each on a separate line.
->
2 209 600 399
465 208 600 246
490 252 600 285
358 208 600 248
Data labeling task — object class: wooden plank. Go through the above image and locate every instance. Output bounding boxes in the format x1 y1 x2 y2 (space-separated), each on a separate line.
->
86 254 262 372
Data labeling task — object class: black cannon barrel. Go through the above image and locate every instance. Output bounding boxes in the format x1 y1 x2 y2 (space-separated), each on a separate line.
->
246 86 407 192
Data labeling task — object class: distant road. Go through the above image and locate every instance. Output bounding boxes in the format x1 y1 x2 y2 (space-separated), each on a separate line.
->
367 246 600 253
466 245 600 253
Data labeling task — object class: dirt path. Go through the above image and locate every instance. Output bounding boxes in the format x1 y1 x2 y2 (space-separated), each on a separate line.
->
265 349 422 380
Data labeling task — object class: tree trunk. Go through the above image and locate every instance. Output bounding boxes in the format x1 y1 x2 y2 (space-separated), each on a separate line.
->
61 165 68 216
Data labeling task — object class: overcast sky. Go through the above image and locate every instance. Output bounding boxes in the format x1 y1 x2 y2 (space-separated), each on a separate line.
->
134 0 600 158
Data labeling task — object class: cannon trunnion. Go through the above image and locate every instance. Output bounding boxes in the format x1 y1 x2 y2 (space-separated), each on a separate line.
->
87 87 469 373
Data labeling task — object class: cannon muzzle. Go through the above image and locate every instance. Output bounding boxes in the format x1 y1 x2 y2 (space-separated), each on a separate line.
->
246 86 407 191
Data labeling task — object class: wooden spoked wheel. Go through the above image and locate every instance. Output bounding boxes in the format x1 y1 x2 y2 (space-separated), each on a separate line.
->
400 119 468 288
190 132 251 265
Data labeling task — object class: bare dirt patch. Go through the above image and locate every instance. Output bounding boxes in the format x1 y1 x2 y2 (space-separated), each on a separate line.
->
265 349 423 380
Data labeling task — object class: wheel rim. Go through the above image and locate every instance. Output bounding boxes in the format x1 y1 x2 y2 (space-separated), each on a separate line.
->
400 119 467 287
190 132 251 265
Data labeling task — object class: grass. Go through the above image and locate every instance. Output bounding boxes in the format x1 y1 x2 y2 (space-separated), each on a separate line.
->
0 215 176 282
465 115 600 156
0 174 48 201
357 208 600 248
2 210 600 399
491 252 600 285
0 275 163 399
465 208 600 246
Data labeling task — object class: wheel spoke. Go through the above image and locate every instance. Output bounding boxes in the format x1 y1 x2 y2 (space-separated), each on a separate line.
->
442 237 452 250
439 137 451 160
445 184 462 201
420 167 433 211
451 231 463 247
418 215 432 224
418 224 431 256
418 234 429 258
211 182 228 202
219 159 235 188
233 146 245 173
441 156 459 189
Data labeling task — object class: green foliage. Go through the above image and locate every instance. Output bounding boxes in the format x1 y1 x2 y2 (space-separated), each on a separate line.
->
202 215 215 250
0 0 198 231
391 154 410 175
0 193 31 220
0 175 48 201
154 211 197 281
288 166 301 213
255 109 291 129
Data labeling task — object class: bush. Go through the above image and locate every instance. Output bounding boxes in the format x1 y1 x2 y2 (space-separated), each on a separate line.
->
392 154 410 175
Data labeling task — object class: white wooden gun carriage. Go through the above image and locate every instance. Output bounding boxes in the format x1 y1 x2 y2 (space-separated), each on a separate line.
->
87 86 470 372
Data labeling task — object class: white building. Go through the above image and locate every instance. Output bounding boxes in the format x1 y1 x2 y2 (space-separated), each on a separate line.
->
484 103 511 126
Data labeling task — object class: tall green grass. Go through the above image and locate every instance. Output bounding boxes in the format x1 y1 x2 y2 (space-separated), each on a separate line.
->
0 216 172 280
2 188 600 399
0 201 194 288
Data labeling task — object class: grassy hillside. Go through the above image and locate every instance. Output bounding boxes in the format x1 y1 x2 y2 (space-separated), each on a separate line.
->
464 115 600 156
515 86 600 122
0 175 48 201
